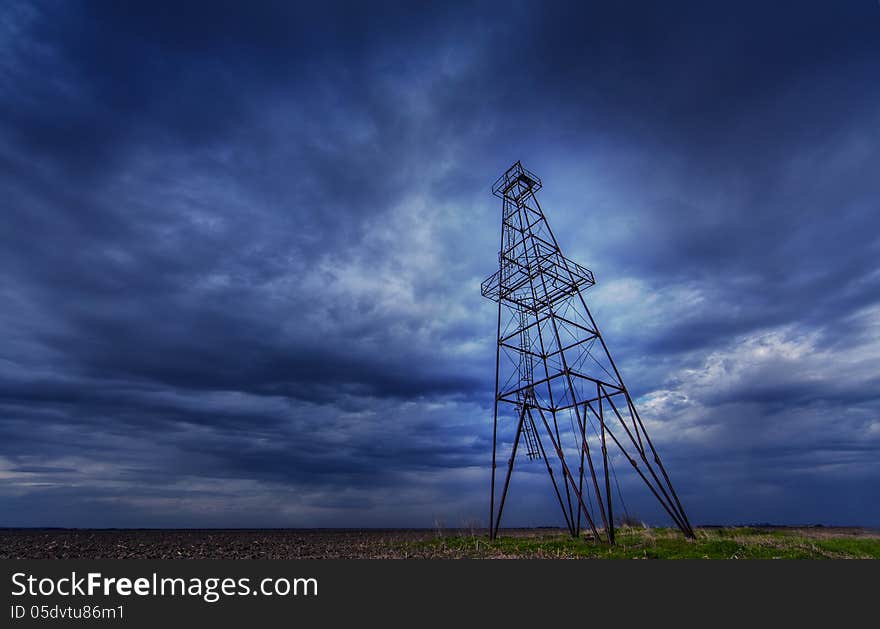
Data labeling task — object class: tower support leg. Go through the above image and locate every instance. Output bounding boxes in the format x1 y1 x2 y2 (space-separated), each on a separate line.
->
493 404 527 537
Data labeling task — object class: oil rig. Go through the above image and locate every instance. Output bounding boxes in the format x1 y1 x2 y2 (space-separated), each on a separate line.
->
482 161 694 543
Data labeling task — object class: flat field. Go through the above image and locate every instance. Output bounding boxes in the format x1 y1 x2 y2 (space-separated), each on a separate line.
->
1 526 878 559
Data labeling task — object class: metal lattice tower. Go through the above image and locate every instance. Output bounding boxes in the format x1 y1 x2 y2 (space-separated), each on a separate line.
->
482 161 695 543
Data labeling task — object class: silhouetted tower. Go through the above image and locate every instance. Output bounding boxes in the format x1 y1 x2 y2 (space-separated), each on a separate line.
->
482 161 695 542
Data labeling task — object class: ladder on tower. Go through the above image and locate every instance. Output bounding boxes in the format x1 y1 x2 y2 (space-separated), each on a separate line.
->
516 310 540 460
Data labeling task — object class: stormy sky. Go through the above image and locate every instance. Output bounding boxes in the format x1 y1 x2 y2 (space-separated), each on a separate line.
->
1 1 878 528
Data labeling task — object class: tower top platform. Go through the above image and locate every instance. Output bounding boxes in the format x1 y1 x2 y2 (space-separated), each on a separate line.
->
492 161 543 199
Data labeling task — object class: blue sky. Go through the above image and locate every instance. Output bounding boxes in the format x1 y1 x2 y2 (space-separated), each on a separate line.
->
1 1 878 527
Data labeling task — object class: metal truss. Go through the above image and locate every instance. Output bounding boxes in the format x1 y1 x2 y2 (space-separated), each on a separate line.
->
482 161 695 543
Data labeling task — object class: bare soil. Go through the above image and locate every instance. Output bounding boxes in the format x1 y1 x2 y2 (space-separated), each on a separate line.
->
0 529 436 559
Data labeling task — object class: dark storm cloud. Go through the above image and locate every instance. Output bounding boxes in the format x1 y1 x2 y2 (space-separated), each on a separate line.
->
1 0 878 526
